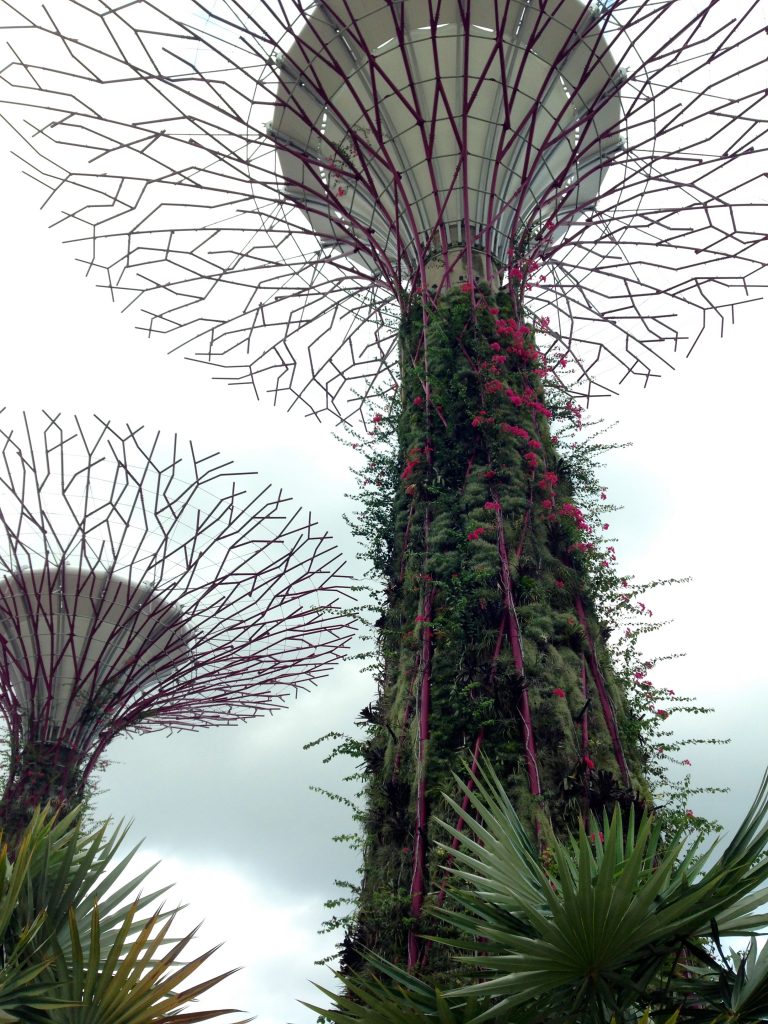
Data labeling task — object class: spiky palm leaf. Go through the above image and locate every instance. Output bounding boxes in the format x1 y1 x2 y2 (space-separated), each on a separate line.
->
438 759 768 1022
0 807 249 1023
313 760 768 1024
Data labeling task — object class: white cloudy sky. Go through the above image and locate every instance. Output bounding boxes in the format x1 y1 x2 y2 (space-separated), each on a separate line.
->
0 57 767 1024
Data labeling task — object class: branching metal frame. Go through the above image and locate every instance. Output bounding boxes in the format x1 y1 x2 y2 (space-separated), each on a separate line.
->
0 0 764 420
0 411 353 790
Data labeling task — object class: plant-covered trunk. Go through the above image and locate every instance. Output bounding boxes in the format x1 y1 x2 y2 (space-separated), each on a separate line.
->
346 285 650 976
0 739 84 849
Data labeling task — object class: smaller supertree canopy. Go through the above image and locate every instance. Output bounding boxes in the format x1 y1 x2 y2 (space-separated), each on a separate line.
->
0 412 353 780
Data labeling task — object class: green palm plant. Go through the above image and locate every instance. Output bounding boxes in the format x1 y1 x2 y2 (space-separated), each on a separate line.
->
313 760 768 1024
0 807 248 1023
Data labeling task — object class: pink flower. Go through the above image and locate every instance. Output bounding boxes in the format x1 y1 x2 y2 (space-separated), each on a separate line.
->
484 501 501 512
372 413 383 425
467 527 485 541
489 341 502 352
686 810 694 818
600 492 607 500
528 439 542 450
554 579 564 589
483 470 496 479
589 831 604 843
552 687 566 698
602 523 610 531
336 187 346 196
401 459 419 480
500 424 529 440
583 755 595 770
682 759 692 766
488 306 500 315
655 709 669 719
413 395 423 407
460 282 473 293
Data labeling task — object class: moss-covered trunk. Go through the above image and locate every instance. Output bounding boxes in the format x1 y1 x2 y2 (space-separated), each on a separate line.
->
348 286 649 975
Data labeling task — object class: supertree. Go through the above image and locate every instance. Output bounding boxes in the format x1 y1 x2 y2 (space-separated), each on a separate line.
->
0 411 352 842
0 0 766 974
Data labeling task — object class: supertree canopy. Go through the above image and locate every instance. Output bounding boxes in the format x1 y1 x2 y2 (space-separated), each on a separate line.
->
0 0 766 980
0 0 764 417
0 411 352 836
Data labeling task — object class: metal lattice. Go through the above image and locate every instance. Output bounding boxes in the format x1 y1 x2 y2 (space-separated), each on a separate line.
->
0 411 353 791
0 0 765 420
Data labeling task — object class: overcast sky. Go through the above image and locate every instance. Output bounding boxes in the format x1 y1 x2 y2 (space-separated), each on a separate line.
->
0 55 767 1024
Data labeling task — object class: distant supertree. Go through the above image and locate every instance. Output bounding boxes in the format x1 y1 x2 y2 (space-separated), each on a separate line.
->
0 0 765 974
0 412 352 840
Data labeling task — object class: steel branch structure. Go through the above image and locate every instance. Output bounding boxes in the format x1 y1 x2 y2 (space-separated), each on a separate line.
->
0 412 352 832
0 1 765 420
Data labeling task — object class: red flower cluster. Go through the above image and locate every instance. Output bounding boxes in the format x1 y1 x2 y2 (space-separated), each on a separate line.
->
500 422 528 439
539 470 558 489
552 687 566 698
483 501 501 512
560 503 589 531
583 755 596 770
466 527 485 541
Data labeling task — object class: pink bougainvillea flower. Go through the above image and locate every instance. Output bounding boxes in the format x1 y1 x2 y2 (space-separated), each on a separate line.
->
655 709 669 719
541 498 553 510
528 439 543 450
401 459 419 480
489 341 502 352
488 306 500 315
412 395 423 407
524 452 538 470
552 687 566 698
589 831 605 843
554 579 565 589
372 413 383 424
682 759 692 766
467 527 485 541
602 523 610 531
686 810 694 818
460 281 473 292
336 186 346 196
484 501 501 512
483 470 496 479
583 755 596 770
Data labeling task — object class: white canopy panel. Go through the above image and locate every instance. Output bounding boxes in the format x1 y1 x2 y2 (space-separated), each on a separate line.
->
274 0 623 281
